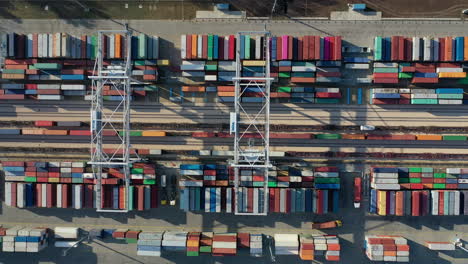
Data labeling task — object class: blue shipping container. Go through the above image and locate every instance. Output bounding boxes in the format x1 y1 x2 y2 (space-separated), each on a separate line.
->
373 93 400 99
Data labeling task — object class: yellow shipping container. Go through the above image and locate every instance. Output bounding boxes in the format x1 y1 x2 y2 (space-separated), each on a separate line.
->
48 178 60 183
2 73 25 79
377 190 387 216
187 240 200 247
438 72 467 78
157 59 170 66
141 131 166 137
242 60 266 66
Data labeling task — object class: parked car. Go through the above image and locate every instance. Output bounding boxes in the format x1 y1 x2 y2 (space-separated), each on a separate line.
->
360 125 375 131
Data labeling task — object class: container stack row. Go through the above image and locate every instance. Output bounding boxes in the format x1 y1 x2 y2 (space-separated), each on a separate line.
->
212 233 237 256
179 187 339 214
186 232 201 256
250 234 263 257
374 36 468 62
370 167 468 190
2 161 158 185
4 32 159 60
299 235 341 261
365 235 409 262
137 232 163 256
373 62 467 84
371 88 465 105
370 189 467 216
181 34 342 61
4 182 159 210
0 59 158 100
0 227 48 253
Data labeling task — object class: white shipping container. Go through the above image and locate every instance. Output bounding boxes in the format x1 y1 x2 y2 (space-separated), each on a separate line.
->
55 241 79 248
27 34 33 58
54 227 79 239
446 168 461 174
373 62 398 68
423 37 431 61
41 184 47 207
212 241 237 249
436 67 463 73
314 88 340 93
180 35 186 59
54 33 61 57
371 183 401 190
373 178 399 184
17 183 25 208
427 242 456 250
454 191 460 216
433 38 439 61
38 95 63 100
5 182 12 206
411 94 438 99
109 35 115 59
255 36 261 60
345 63 369 69
74 184 82 209
396 256 409 262
373 88 399 93
48 34 53 58
37 33 43 58
197 35 202 59
399 88 411 94
61 34 68 57
216 187 221 212
431 190 439 215
356 77 372 83
438 100 462 105
412 37 420 61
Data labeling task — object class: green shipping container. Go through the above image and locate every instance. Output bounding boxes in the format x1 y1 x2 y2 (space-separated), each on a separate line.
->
253 182 264 187
437 94 463 99
398 72 413 78
279 72 291 78
443 135 467 141
316 134 342 140
315 98 340 104
291 72 314 78
268 182 278 187
205 61 217 71
119 131 143 137
72 178 83 183
411 99 438 104
315 178 340 184
144 85 158 91
24 177 37 182
409 178 422 183
131 168 144 174
32 63 62 70
373 67 399 73
374 37 382 61
138 33 147 59
433 183 446 189
399 178 410 183
3 69 25 74
91 36 97 59
434 173 446 178
199 246 212 253
187 251 199 257
134 60 146 66
126 238 138 244
208 35 213 60
421 167 433 173
128 186 134 210
292 61 314 66
143 179 156 185
278 87 292 93
244 35 251 60
409 167 422 173
458 77 468 85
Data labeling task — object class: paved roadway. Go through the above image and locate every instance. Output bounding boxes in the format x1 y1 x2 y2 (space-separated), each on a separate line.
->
3 102 468 127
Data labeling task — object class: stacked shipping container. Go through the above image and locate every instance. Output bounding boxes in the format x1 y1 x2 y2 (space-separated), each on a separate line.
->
1 227 49 252
371 88 465 105
365 235 410 262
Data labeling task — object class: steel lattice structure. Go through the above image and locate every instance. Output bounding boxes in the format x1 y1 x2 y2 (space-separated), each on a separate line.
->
231 31 273 215
88 29 138 212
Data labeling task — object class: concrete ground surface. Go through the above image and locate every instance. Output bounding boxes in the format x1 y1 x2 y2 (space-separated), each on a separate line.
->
1 18 468 263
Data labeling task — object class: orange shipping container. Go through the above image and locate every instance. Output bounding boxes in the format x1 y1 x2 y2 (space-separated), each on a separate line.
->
191 35 197 59
395 191 404 216
115 34 122 58
423 183 433 189
397 244 410 251
218 92 235 97
141 131 166 137
217 86 235 92
464 37 468 61
43 130 68 135
439 72 467 78
342 134 365 140
384 251 397 256
445 37 452 61
182 86 205 92
416 135 442 141
327 244 341 251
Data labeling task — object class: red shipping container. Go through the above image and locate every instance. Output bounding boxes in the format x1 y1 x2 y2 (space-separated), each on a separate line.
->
400 66 415 72
411 78 438 83
247 188 253 212
81 35 87 59
328 36 335 60
26 167 36 172
315 166 339 172
391 36 398 61
35 120 54 127
374 78 399 84
274 188 280 213
412 191 420 216
314 36 320 60
2 161 24 166
5 59 37 65
228 35 235 60
62 184 69 208
70 130 91 136
298 37 303 60
85 184 94 208
151 186 158 208
334 36 342 60
36 184 43 207
421 191 428 216
25 172 36 177
49 172 60 178
11 183 17 207
269 189 275 212
303 35 309 60
316 71 341 77
373 73 398 78
438 191 444 216
237 233 250 248
60 178 72 183
24 84 38 89
137 186 144 211
439 38 445 61
37 177 48 183
0 94 25 100
36 89 61 95
317 190 323 214
446 184 458 189
398 36 404 61
410 184 423 189
46 184 54 208
288 35 293 60
315 92 341 98
33 33 38 58
277 36 282 61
